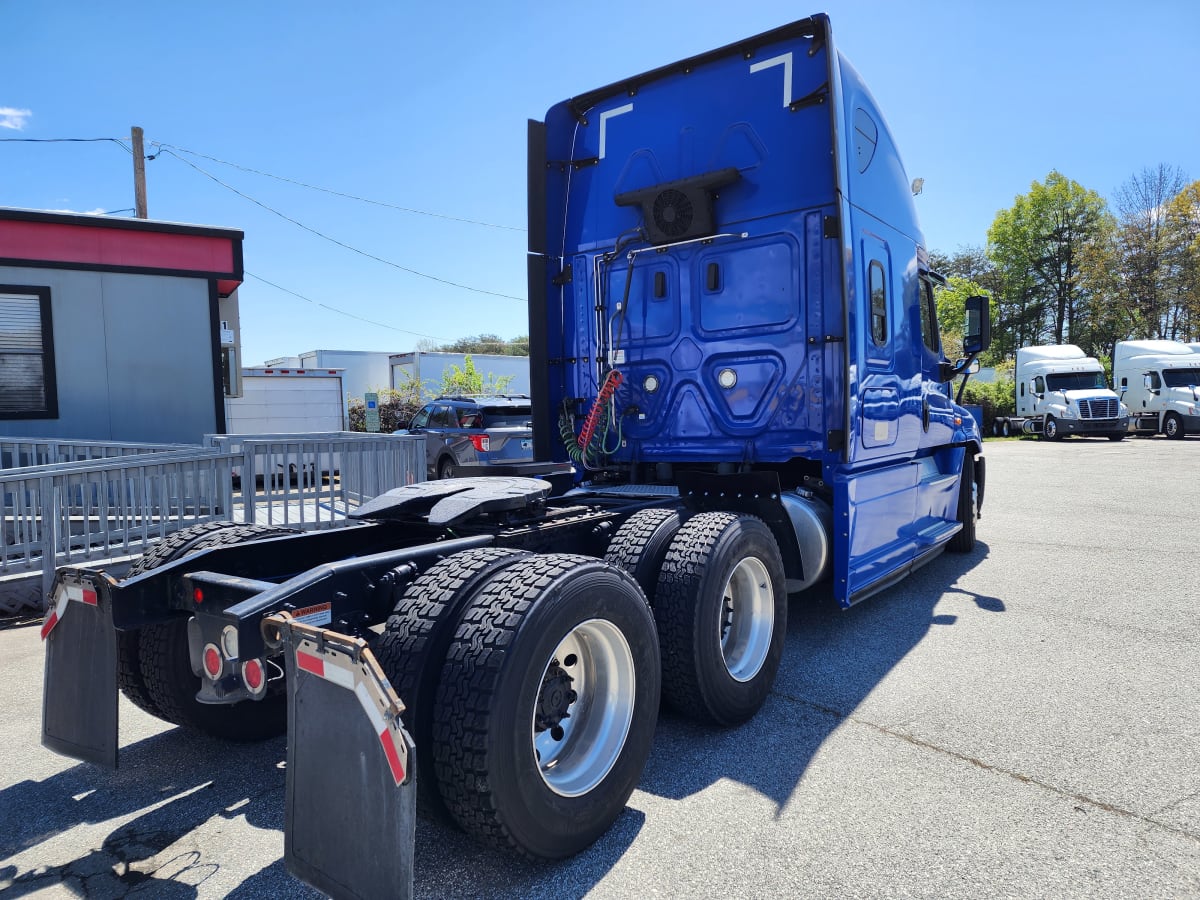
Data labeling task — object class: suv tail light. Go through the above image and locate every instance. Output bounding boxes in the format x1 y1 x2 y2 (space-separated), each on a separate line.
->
469 434 490 452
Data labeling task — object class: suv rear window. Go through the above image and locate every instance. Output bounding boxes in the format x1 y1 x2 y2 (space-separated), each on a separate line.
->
480 406 531 427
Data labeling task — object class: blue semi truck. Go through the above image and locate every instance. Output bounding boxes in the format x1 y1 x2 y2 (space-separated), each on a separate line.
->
41 14 989 898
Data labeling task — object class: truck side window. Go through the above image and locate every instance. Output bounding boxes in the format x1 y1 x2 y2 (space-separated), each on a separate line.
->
1149 372 1161 390
1034 376 1045 394
869 261 887 347
919 279 940 354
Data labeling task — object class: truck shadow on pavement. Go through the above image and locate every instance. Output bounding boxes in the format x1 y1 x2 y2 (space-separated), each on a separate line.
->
0 729 296 898
638 542 1003 810
0 544 995 898
0 701 638 898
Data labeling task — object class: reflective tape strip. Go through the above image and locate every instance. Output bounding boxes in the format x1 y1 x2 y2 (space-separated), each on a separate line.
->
64 584 97 606
354 682 406 786
296 649 325 678
378 729 407 786
40 583 76 641
39 610 60 641
296 648 355 690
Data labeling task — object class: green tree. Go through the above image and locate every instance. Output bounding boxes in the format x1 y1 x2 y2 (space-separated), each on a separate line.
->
1073 219 1132 360
988 171 1113 349
417 334 529 356
436 355 515 397
933 276 998 366
1162 180 1200 340
1112 164 1189 339
931 248 1008 364
347 379 423 432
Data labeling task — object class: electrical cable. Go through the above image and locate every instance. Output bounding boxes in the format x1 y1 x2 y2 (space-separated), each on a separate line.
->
158 148 526 302
244 272 526 353
246 271 457 342
153 142 525 232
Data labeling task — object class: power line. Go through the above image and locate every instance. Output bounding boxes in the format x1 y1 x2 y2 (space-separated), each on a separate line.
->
159 148 527 303
154 142 525 232
0 136 121 142
244 271 528 352
245 271 450 341
0 136 132 155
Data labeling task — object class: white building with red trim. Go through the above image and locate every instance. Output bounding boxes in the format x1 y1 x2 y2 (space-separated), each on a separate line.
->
0 207 244 443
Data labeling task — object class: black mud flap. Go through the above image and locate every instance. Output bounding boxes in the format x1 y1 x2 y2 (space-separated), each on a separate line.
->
265 614 417 900
41 569 120 768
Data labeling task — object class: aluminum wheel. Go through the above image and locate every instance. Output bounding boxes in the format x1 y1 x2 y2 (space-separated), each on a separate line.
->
533 618 636 798
719 557 774 683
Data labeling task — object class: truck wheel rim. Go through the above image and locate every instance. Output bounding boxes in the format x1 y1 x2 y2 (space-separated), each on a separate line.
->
532 618 636 798
720 557 773 683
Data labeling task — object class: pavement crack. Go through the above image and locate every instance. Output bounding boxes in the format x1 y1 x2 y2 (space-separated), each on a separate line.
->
776 690 1200 846
1150 787 1200 819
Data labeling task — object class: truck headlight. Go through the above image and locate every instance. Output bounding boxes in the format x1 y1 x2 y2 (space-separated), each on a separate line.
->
1062 407 1076 419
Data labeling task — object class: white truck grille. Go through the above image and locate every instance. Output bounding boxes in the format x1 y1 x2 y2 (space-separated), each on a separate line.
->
1080 398 1118 419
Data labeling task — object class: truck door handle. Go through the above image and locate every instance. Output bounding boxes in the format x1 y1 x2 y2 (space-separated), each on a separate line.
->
922 396 931 431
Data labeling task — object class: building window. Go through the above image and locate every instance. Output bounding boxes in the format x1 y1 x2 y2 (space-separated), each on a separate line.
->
0 285 58 419
869 261 887 347
221 346 240 397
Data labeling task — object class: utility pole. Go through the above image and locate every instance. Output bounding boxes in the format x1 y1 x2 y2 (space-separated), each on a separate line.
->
131 126 148 218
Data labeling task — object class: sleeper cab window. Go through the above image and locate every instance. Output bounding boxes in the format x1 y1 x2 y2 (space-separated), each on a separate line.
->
869 261 887 347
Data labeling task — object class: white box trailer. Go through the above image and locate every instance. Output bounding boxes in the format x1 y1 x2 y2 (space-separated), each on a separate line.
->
993 344 1128 440
225 367 347 434
1113 340 1200 439
389 351 530 397
223 367 349 481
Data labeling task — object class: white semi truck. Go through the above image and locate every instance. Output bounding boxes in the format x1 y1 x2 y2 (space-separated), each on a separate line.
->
1113 339 1200 439
993 344 1128 440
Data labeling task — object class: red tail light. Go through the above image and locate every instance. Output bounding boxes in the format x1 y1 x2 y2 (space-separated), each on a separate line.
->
242 658 267 696
202 644 223 680
469 434 490 452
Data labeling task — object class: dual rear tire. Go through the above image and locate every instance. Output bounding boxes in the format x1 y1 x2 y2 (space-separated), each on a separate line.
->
650 512 787 726
378 549 660 859
388 509 788 858
118 522 295 740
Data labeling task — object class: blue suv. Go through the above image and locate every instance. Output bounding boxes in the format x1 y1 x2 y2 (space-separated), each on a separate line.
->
404 395 534 479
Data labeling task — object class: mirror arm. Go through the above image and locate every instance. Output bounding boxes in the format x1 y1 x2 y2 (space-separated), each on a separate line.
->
949 351 981 405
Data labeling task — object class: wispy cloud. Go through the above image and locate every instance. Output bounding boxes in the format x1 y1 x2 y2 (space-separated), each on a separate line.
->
46 208 113 216
0 107 32 130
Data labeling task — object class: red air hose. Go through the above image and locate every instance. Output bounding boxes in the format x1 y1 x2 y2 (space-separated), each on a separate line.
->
579 370 623 450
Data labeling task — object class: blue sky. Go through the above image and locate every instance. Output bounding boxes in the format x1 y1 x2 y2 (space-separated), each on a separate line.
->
4 0 1197 366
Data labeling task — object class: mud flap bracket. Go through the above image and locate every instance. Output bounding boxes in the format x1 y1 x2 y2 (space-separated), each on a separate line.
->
264 613 417 900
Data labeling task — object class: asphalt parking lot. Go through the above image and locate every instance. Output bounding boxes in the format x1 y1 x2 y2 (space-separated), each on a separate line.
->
1 435 1197 899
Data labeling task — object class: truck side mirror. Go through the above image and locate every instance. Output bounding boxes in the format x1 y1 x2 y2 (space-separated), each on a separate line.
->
955 358 980 375
963 295 991 355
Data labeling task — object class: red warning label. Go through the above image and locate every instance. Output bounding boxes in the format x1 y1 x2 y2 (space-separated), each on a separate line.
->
292 602 332 627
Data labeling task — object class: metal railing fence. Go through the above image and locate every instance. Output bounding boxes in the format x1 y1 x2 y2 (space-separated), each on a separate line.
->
0 433 424 614
204 433 424 530
0 438 197 470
